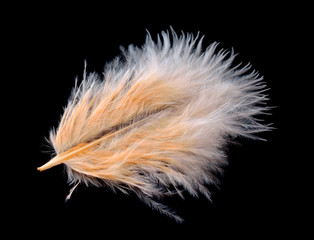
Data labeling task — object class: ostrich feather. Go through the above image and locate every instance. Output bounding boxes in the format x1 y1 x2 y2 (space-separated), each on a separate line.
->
38 29 271 222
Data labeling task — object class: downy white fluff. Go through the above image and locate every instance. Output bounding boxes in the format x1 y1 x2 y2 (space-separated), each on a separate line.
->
38 29 271 222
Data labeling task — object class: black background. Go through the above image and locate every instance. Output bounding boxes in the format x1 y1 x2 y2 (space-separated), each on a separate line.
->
5 4 308 239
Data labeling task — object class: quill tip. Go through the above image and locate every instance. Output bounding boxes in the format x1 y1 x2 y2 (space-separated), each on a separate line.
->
37 166 45 172
37 156 64 172
37 165 49 172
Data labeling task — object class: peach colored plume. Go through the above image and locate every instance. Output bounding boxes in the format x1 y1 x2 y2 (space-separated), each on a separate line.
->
38 29 271 222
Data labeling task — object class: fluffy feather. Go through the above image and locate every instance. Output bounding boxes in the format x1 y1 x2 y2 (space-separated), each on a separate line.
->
38 29 271 222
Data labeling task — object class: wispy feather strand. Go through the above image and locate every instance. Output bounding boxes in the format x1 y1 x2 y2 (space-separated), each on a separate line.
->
38 29 271 222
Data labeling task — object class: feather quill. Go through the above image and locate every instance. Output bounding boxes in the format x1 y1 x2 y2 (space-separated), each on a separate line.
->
38 29 271 222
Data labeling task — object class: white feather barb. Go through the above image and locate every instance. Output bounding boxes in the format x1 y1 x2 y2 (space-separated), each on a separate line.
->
38 29 272 222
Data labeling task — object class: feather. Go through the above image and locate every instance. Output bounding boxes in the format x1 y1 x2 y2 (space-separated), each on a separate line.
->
38 29 271 222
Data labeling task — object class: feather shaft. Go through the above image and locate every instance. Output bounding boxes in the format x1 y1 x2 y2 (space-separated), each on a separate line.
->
38 115 149 171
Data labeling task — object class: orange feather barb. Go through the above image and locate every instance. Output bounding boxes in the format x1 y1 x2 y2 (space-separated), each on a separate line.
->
38 29 271 222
